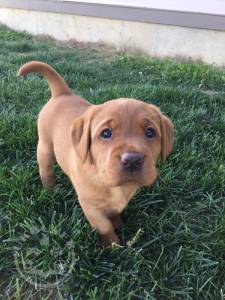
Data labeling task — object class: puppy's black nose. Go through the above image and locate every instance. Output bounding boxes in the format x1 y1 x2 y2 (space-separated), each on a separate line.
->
121 152 144 172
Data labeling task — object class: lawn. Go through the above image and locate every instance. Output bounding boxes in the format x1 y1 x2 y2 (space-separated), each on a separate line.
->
0 25 225 300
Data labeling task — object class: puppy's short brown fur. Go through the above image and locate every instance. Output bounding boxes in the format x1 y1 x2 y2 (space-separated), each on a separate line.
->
18 61 174 245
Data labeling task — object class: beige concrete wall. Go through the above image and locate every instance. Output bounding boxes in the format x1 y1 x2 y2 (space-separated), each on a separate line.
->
0 7 225 65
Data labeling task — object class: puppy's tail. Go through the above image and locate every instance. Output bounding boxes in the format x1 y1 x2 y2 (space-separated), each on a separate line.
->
18 61 72 98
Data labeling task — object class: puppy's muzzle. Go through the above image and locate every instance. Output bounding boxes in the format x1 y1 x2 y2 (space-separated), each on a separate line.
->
121 152 144 172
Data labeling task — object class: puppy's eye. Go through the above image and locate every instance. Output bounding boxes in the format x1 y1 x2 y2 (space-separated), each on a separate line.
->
100 128 112 139
145 127 155 139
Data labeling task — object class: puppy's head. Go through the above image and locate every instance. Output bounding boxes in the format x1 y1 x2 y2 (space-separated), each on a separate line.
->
71 98 173 187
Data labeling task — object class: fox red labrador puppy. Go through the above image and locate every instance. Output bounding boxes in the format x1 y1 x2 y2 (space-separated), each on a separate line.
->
18 61 174 245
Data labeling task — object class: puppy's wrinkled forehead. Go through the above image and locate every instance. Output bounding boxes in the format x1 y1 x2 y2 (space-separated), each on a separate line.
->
92 98 160 129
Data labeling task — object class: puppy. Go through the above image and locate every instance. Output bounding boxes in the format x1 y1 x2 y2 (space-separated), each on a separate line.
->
18 61 174 245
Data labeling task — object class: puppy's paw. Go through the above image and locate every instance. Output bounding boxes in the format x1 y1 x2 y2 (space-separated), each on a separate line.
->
99 233 121 247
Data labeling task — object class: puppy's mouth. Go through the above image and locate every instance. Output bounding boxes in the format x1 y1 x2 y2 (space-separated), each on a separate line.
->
119 179 141 186
98 154 158 187
101 169 157 187
117 164 158 186
100 170 143 187
116 171 146 185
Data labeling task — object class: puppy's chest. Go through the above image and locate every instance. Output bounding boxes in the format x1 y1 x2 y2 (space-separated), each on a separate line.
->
107 186 137 213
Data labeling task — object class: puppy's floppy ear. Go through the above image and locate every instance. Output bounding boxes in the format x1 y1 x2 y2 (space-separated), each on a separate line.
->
160 114 174 162
71 106 98 163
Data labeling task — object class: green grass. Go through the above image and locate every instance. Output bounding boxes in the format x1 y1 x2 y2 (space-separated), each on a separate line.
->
0 25 225 299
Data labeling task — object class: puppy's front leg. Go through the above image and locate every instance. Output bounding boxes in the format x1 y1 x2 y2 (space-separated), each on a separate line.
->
83 207 120 246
